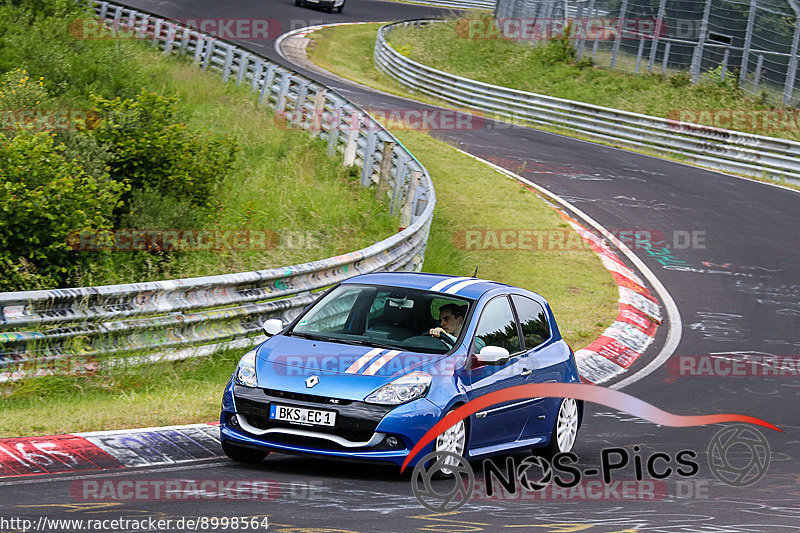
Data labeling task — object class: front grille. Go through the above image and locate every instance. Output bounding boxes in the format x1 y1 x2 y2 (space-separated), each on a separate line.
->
262 388 354 406
232 385 394 444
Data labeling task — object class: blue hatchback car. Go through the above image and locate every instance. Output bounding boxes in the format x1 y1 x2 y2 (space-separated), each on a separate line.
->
219 272 583 469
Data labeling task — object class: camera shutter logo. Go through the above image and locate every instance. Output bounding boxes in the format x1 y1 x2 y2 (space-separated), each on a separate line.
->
411 451 474 512
708 424 770 487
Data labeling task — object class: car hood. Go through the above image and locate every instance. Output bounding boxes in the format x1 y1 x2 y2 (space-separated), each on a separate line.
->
254 335 451 400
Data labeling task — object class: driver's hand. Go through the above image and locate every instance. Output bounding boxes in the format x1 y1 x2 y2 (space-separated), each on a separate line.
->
429 327 446 337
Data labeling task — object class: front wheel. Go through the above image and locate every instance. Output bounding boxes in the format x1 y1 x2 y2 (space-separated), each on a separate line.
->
294 0 302 5
545 397 579 456
336 2 343 12
432 411 467 478
222 441 269 464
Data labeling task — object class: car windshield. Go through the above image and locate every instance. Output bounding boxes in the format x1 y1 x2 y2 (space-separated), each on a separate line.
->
289 283 473 354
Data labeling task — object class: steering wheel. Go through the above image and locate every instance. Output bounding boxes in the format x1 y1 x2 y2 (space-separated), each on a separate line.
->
422 332 455 348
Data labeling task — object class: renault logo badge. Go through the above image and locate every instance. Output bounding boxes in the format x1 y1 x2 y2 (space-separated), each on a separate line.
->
305 375 319 388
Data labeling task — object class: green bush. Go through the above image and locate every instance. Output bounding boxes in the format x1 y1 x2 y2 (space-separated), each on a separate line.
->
88 89 239 210
0 132 125 290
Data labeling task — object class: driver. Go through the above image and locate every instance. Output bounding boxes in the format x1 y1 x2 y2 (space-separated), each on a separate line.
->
429 304 466 346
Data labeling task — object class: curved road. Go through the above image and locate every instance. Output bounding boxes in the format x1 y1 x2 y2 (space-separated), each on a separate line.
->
2 1 799 531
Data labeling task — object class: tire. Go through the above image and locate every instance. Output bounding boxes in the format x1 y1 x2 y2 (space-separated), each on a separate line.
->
431 410 468 478
294 0 302 5
222 441 269 464
544 398 579 457
336 2 343 12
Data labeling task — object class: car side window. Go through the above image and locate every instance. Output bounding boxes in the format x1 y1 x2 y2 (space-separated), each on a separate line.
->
473 296 522 354
511 295 550 350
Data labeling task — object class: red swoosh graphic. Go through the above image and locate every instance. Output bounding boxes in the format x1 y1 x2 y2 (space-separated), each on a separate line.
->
401 383 781 472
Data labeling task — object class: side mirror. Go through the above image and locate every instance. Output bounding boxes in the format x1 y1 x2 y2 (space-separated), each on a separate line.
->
263 318 285 337
475 345 510 365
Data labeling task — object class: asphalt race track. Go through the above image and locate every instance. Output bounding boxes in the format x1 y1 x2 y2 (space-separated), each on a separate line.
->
2 1 799 531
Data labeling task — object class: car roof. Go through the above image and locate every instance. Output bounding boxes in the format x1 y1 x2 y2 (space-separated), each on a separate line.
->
340 272 513 300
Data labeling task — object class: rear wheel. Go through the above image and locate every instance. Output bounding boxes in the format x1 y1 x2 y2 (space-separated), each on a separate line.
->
545 398 579 456
222 441 269 464
294 0 302 5
336 2 344 12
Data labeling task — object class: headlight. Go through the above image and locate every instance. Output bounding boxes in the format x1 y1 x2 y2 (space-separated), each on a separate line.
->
364 371 432 405
235 349 258 387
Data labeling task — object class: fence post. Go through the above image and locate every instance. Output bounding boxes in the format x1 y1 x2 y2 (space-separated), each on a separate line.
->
739 0 757 87
610 0 628 68
399 170 422 231
783 19 800 105
361 130 379 187
648 0 666 72
376 141 395 201
575 0 586 58
690 0 712 83
635 38 645 73
720 48 730 81
753 54 764 93
662 41 670 73
258 65 277 107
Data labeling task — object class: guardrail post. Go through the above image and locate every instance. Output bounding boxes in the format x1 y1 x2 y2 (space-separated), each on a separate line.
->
180 27 191 56
112 5 122 28
292 80 310 128
127 11 135 31
222 46 234 82
275 73 292 115
202 39 216 71
327 100 343 156
739 0 757 87
258 64 277 107
193 35 205 65
783 20 800 105
99 1 108 21
753 54 764 93
136 14 149 39
390 153 409 215
376 141 395 201
310 89 327 137
361 129 378 187
236 52 250 86
343 112 361 167
610 0 628 68
164 23 176 54
399 170 421 231
153 18 162 46
251 59 264 92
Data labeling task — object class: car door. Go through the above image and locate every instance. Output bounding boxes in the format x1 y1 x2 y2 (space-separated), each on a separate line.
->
510 294 562 439
465 294 534 450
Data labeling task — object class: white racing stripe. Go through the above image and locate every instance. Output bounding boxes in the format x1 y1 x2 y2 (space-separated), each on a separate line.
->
362 350 402 376
344 348 384 374
445 279 485 294
429 276 471 293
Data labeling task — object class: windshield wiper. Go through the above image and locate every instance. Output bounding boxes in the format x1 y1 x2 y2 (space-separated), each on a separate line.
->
335 338 399 351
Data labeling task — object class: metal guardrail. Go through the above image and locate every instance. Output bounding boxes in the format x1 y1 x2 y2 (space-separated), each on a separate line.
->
375 20 800 185
403 0 496 9
0 1 436 368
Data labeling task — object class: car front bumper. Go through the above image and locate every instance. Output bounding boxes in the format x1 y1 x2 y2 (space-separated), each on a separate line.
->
220 381 441 468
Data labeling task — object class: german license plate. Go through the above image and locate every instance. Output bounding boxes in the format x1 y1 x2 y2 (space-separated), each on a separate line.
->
269 404 336 426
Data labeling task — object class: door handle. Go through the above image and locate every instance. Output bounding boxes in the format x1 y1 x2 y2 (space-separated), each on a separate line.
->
521 368 532 376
